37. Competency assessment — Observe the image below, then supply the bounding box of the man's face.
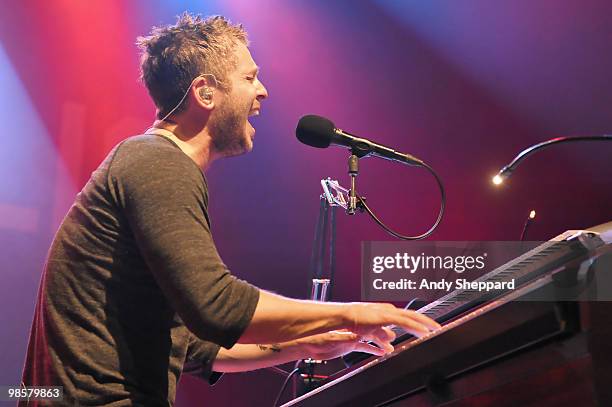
[209,43,268,158]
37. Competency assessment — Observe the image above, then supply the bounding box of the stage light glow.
[492,174,504,185]
[529,210,536,219]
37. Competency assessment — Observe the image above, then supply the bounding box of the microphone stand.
[297,182,343,398]
[289,150,445,400]
[294,153,367,398]
[308,197,338,292]
[347,154,360,215]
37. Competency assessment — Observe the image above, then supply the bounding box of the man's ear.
[193,75,217,110]
[199,87,214,103]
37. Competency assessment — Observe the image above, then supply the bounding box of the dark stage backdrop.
[1,0,611,405]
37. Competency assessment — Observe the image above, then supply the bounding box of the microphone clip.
[321,179,348,209]
[319,154,367,216]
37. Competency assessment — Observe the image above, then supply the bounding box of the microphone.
[296,115,424,166]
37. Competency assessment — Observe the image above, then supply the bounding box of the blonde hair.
[136,13,249,118]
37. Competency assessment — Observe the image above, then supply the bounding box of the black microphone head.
[296,114,335,148]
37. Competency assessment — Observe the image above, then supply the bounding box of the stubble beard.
[209,94,251,158]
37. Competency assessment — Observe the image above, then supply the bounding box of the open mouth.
[247,109,260,130]
[246,109,259,136]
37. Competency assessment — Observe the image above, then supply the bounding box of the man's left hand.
[295,329,393,360]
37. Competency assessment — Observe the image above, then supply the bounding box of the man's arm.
[212,342,299,373]
[238,290,440,346]
[213,331,386,373]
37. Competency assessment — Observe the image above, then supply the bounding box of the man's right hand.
[240,290,441,345]
[345,302,441,352]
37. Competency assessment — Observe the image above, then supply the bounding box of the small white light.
[529,210,536,219]
[492,174,504,185]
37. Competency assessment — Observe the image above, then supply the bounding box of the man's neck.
[151,119,216,171]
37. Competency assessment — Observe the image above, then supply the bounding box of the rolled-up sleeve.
[183,334,223,385]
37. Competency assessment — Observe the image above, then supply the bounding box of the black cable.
[357,161,445,240]
[266,366,291,376]
[520,218,532,242]
[273,366,301,407]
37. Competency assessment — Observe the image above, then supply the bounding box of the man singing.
[21,13,439,405]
